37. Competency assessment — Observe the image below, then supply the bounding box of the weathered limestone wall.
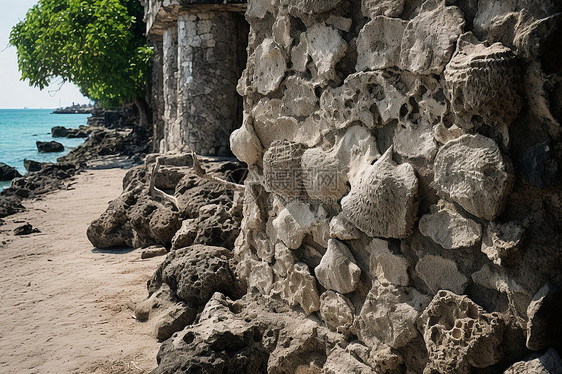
[177,12,248,155]
[143,1,248,156]
[231,0,562,372]
[161,27,179,152]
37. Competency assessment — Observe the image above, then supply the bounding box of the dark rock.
[171,204,241,250]
[151,294,270,374]
[87,189,137,248]
[150,293,334,374]
[87,105,138,129]
[58,124,151,165]
[23,159,45,172]
[87,158,244,250]
[134,283,197,341]
[51,126,69,137]
[148,245,238,306]
[5,162,79,201]
[36,141,64,153]
[0,163,21,181]
[52,126,91,138]
[14,223,40,235]
[0,195,24,218]
[66,128,90,138]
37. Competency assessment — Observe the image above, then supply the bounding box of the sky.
[0,0,90,109]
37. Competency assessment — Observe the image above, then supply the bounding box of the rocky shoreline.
[0,104,150,219]
[51,104,93,114]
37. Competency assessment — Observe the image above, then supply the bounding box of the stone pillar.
[162,26,180,152]
[177,12,247,156]
[150,40,164,152]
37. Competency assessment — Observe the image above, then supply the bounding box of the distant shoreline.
[0,107,90,110]
[52,104,93,114]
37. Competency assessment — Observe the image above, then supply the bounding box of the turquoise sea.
[0,109,90,190]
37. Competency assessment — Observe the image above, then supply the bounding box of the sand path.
[0,168,161,374]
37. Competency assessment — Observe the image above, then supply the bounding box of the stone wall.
[231,0,562,372]
[143,0,248,156]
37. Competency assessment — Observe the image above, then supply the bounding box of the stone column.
[162,26,179,152]
[150,40,164,152]
[177,12,247,156]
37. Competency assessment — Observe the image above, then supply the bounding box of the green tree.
[10,0,152,127]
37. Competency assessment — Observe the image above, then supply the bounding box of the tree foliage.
[10,0,152,107]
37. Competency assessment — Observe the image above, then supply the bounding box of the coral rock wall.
[231,0,562,372]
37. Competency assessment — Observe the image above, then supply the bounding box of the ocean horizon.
[0,109,90,190]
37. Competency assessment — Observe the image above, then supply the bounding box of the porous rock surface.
[433,134,514,220]
[419,202,482,250]
[420,290,504,373]
[142,0,562,372]
[87,154,244,249]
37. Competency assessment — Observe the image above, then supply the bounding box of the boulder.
[445,32,522,129]
[419,203,482,250]
[291,25,347,85]
[415,255,468,294]
[140,245,168,259]
[245,259,274,294]
[270,202,315,249]
[400,1,465,75]
[368,238,409,287]
[23,159,44,172]
[170,219,198,250]
[278,262,320,315]
[149,245,238,306]
[5,162,78,200]
[36,141,64,153]
[51,126,69,137]
[14,223,40,236]
[151,293,269,374]
[319,291,355,336]
[329,213,362,241]
[262,140,306,200]
[433,134,514,220]
[252,38,287,95]
[152,292,338,374]
[358,280,430,349]
[134,283,196,341]
[471,264,532,315]
[420,291,504,373]
[88,159,243,250]
[481,222,525,266]
[323,346,374,374]
[314,239,361,294]
[0,163,21,181]
[341,148,418,239]
[356,16,408,71]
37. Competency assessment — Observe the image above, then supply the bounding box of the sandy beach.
[0,167,160,373]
